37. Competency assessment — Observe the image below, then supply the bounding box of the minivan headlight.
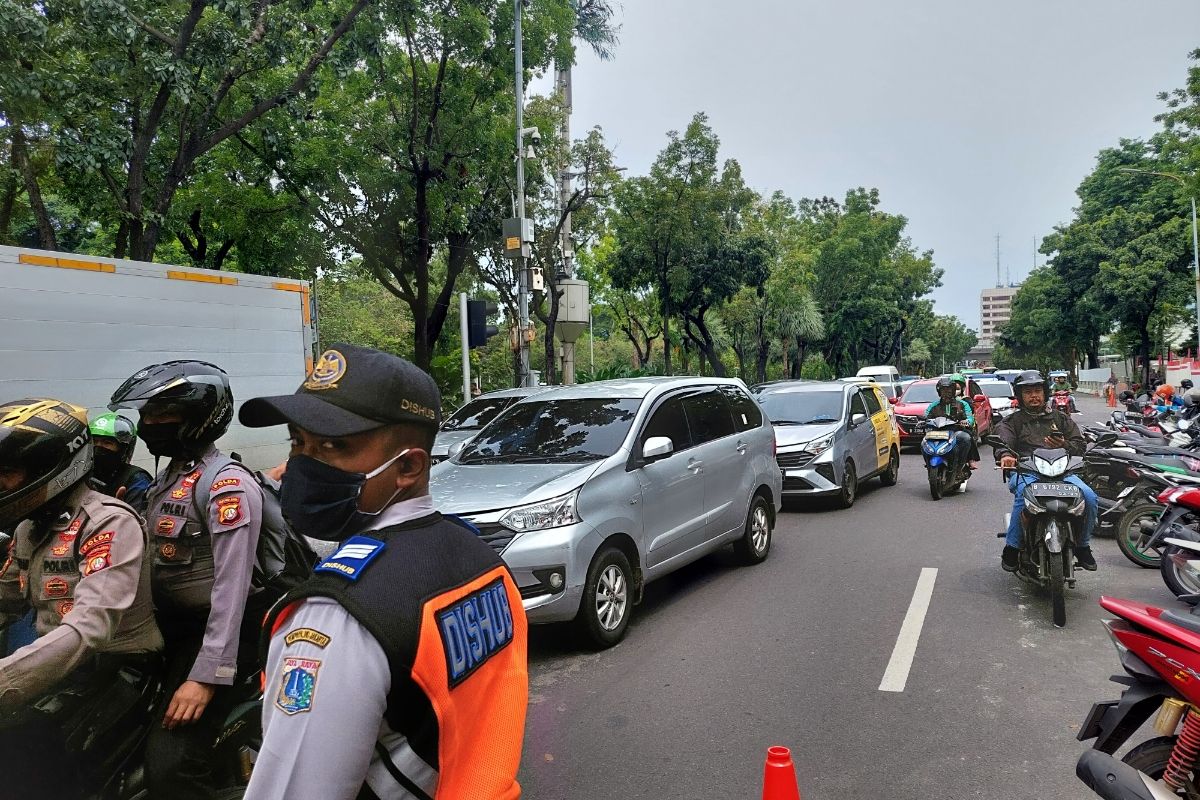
[499,490,581,532]
[806,434,835,456]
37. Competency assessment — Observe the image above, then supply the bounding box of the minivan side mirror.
[850,413,867,427]
[642,436,675,462]
[888,396,898,405]
[973,394,987,404]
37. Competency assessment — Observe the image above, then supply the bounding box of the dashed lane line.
[878,567,938,693]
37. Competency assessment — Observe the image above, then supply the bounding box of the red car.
[892,377,993,448]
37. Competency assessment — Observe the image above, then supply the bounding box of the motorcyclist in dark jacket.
[992,370,1097,572]
[924,377,975,475]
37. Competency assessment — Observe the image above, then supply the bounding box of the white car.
[976,379,1017,418]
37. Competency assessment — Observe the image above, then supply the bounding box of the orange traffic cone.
[762,745,801,800]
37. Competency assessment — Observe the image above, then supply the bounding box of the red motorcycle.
[1052,390,1078,414]
[1077,595,1200,796]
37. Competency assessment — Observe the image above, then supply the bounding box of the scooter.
[1051,389,1077,414]
[1143,483,1200,599]
[1077,595,1200,797]
[987,435,1090,628]
[920,416,971,500]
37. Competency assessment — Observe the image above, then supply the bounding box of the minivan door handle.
[736,440,748,455]
[687,459,704,474]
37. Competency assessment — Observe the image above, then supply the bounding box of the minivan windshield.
[457,398,641,464]
[755,390,845,425]
[979,382,1014,399]
[441,396,516,431]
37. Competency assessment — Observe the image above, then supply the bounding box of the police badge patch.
[216,496,243,527]
[275,657,321,715]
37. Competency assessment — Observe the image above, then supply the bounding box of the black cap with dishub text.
[239,344,441,437]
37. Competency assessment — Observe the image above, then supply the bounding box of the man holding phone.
[992,370,1097,573]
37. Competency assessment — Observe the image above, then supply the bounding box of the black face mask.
[279,450,408,541]
[137,421,188,459]
[92,449,124,484]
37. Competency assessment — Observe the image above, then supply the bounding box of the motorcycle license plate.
[926,431,950,440]
[1031,482,1077,496]
[1117,486,1134,498]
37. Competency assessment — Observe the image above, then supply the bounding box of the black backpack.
[190,455,318,595]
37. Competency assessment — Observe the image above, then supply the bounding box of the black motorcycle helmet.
[1013,370,1046,412]
[109,361,233,458]
[935,376,957,400]
[0,399,94,530]
[1183,379,1194,391]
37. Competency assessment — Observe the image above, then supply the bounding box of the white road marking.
[878,567,938,693]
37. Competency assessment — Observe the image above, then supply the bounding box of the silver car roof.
[753,380,854,395]
[509,376,748,401]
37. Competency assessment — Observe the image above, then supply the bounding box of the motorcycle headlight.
[1033,454,1070,478]
[499,490,581,533]
[806,434,835,456]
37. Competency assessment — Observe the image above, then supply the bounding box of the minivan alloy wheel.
[750,505,770,554]
[596,564,628,631]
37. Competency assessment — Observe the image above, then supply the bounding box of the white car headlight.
[499,490,581,532]
[806,434,835,456]
[1033,454,1070,478]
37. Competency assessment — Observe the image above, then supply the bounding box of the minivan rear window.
[458,398,640,464]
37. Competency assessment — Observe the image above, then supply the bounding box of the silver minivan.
[430,377,782,648]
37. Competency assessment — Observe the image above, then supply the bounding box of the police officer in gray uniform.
[110,361,265,800]
[0,398,162,798]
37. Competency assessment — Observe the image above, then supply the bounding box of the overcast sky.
[543,0,1200,331]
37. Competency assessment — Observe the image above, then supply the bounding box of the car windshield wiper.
[770,419,806,425]
[461,452,601,464]
[799,416,840,424]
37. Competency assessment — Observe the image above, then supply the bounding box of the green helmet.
[89,412,138,461]
[949,373,966,385]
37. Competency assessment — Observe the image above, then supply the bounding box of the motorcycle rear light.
[1101,618,1131,660]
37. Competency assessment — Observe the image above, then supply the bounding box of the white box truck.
[0,244,315,471]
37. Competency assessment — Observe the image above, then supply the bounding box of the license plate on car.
[926,431,950,440]
[1031,482,1077,496]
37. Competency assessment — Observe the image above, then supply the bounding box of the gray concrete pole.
[1192,196,1199,358]
[557,63,576,384]
[460,292,471,404]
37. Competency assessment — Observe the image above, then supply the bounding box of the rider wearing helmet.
[88,412,153,513]
[924,377,976,474]
[110,362,264,800]
[992,371,1097,572]
[1048,371,1076,413]
[0,399,162,796]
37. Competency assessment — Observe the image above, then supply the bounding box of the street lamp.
[1119,167,1200,360]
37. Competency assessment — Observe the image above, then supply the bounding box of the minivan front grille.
[776,450,815,469]
[473,522,517,554]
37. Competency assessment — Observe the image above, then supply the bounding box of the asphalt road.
[517,393,1183,800]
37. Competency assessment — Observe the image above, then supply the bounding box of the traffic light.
[467,299,499,349]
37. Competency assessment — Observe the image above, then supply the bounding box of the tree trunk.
[661,291,672,376]
[12,128,56,251]
[755,338,770,385]
[732,344,747,381]
[0,138,17,244]
[1139,325,1152,388]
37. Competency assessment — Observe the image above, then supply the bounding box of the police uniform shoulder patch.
[437,577,515,688]
[215,496,244,527]
[81,546,113,577]
[79,530,114,556]
[275,657,321,715]
[313,536,385,581]
[284,628,331,648]
[211,477,241,492]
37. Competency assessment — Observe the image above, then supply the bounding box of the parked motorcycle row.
[1055,395,1200,797]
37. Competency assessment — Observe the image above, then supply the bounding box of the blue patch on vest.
[444,514,481,535]
[437,578,515,687]
[313,536,385,581]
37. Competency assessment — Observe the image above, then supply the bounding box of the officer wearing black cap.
[240,344,529,800]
